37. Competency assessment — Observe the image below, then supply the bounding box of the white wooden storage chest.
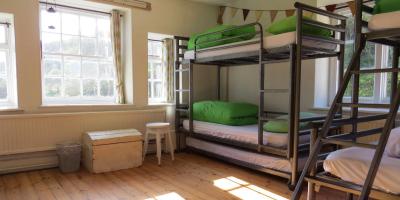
[83,129,143,173]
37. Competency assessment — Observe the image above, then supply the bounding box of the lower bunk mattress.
[183,120,309,148]
[186,137,307,173]
[324,147,400,195]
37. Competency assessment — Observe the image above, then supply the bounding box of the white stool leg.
[156,132,162,165]
[167,130,174,161]
[143,131,149,161]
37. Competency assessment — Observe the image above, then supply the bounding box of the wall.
[220,0,320,113]
[0,0,219,171]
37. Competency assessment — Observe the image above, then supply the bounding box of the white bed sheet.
[324,147,400,194]
[183,120,309,148]
[369,11,400,31]
[184,31,338,60]
[186,137,307,172]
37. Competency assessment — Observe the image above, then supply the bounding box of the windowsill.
[148,102,175,106]
[0,107,23,113]
[40,103,135,109]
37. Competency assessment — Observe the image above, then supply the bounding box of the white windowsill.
[311,106,389,115]
[0,107,23,113]
[148,102,175,106]
[40,103,135,109]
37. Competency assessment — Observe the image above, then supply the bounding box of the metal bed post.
[351,0,363,142]
[290,7,304,188]
[175,38,181,151]
[258,23,265,148]
[217,66,221,100]
[391,47,400,107]
[189,60,194,136]
[307,126,319,200]
[288,44,296,162]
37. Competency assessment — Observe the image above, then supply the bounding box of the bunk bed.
[175,2,347,188]
[291,0,400,199]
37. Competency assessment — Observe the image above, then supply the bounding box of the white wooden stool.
[143,122,174,165]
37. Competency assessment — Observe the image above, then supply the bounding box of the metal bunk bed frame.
[175,2,347,188]
[291,0,400,199]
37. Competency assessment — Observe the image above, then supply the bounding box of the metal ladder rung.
[337,103,391,109]
[178,45,188,49]
[177,54,185,58]
[352,68,400,74]
[175,89,190,92]
[175,68,190,72]
[321,138,377,149]
[260,89,289,93]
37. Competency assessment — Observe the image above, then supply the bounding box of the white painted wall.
[220,0,319,112]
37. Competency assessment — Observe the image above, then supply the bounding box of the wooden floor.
[0,153,345,200]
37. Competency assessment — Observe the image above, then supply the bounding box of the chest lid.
[85,129,142,146]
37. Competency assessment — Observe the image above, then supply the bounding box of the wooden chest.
[83,129,143,173]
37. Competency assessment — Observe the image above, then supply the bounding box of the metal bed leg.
[307,127,318,200]
[189,60,194,136]
[345,193,354,200]
[217,66,221,100]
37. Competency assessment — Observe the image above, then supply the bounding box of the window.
[0,16,18,109]
[148,39,166,104]
[40,5,116,105]
[330,8,398,105]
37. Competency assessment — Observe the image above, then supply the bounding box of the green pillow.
[230,26,257,40]
[373,0,400,14]
[263,112,318,133]
[188,25,235,50]
[266,16,332,38]
[193,101,258,126]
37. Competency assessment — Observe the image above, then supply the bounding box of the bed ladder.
[291,1,400,199]
[174,36,190,152]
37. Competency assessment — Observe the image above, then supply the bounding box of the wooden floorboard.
[0,153,346,200]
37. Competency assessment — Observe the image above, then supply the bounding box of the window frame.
[0,21,18,109]
[328,7,393,106]
[147,39,167,104]
[39,4,117,105]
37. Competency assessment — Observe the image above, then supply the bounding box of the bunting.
[285,9,295,17]
[230,7,238,18]
[348,1,356,16]
[242,9,250,21]
[270,10,278,23]
[325,4,337,12]
[217,6,226,24]
[255,10,263,22]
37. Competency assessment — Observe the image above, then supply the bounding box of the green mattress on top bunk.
[187,16,332,51]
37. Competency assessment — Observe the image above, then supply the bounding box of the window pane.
[0,25,6,44]
[100,80,114,97]
[97,18,110,39]
[61,13,79,35]
[45,78,62,97]
[41,10,60,33]
[154,82,162,98]
[97,37,112,58]
[359,74,374,97]
[360,43,375,69]
[64,79,80,97]
[82,59,98,78]
[62,35,80,55]
[153,63,162,79]
[42,32,61,53]
[148,82,152,98]
[148,63,152,79]
[81,37,97,56]
[99,62,114,78]
[0,78,7,99]
[80,16,96,37]
[83,79,98,96]
[0,51,7,75]
[43,55,62,77]
[64,56,81,78]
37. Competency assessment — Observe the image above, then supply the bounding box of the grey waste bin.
[56,142,82,173]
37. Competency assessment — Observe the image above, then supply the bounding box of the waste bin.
[56,142,82,173]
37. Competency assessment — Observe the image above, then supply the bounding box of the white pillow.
[386,127,400,158]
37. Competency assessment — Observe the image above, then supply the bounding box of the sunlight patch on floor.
[213,176,288,200]
[145,192,185,200]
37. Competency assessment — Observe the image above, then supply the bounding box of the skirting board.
[0,150,58,174]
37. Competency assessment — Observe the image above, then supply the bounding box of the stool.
[143,122,174,165]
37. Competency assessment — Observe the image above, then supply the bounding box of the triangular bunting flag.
[285,9,295,17]
[243,9,250,21]
[230,7,238,18]
[255,10,263,22]
[348,1,356,16]
[304,11,314,18]
[217,6,226,24]
[325,4,337,12]
[270,10,278,23]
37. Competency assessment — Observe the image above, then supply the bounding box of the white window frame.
[0,18,18,109]
[327,8,393,106]
[39,4,117,105]
[147,39,167,104]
